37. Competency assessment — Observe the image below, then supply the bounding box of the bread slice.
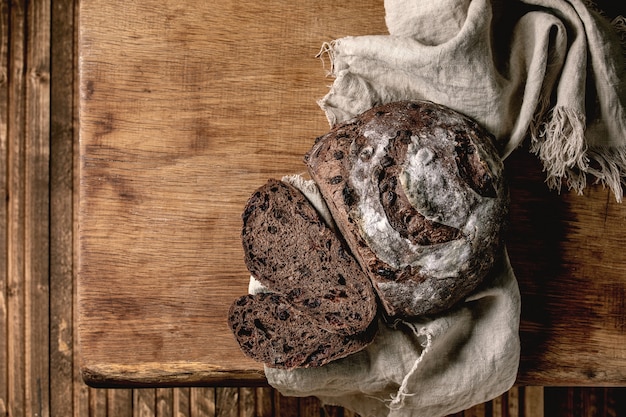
[228,293,376,369]
[305,100,509,318]
[241,179,377,335]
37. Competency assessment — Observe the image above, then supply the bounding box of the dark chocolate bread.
[228,293,376,369]
[305,100,509,318]
[241,179,377,335]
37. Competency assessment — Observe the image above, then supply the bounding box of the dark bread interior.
[229,293,376,369]
[230,179,377,368]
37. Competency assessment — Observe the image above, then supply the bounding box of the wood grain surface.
[77,0,626,387]
[2,1,625,416]
[78,0,388,387]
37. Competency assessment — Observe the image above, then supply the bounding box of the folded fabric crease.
[318,0,626,200]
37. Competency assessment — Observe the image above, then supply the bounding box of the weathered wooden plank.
[50,0,76,413]
[76,0,626,389]
[174,388,192,417]
[7,2,27,416]
[492,392,507,417]
[545,387,578,417]
[156,388,174,417]
[463,402,487,417]
[215,387,239,417]
[322,405,344,417]
[108,389,133,417]
[24,1,51,415]
[73,166,91,417]
[507,387,520,417]
[255,387,274,417]
[71,0,90,413]
[238,388,254,417]
[0,1,10,415]
[582,388,602,417]
[134,389,157,417]
[605,388,626,417]
[89,388,109,417]
[73,376,90,417]
[76,0,387,387]
[491,394,504,417]
[275,391,299,417]
[299,397,322,417]
[545,387,626,417]
[523,387,544,417]
[190,388,215,417]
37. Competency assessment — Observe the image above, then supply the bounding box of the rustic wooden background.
[1,0,626,416]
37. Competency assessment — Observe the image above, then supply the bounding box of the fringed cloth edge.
[530,13,626,203]
[531,106,626,203]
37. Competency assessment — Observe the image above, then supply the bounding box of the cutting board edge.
[80,360,268,388]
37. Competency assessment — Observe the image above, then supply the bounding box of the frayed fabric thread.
[386,331,432,411]
[586,146,626,202]
[531,106,626,202]
[583,0,626,58]
[531,106,589,193]
[316,41,337,77]
[528,7,626,202]
[612,15,626,58]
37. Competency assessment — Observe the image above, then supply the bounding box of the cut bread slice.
[228,293,376,369]
[241,179,377,335]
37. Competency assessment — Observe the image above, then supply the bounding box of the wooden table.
[77,0,626,388]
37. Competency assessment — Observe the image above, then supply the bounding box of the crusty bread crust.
[306,100,509,318]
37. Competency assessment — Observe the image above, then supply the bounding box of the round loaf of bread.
[305,100,509,317]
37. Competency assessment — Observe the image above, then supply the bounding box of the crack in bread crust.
[378,129,462,246]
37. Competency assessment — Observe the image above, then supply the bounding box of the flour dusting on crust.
[306,100,509,317]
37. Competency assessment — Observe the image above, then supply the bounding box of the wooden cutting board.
[78,0,626,387]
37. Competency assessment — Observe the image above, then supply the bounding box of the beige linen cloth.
[261,176,519,417]
[262,1,625,416]
[319,0,626,201]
